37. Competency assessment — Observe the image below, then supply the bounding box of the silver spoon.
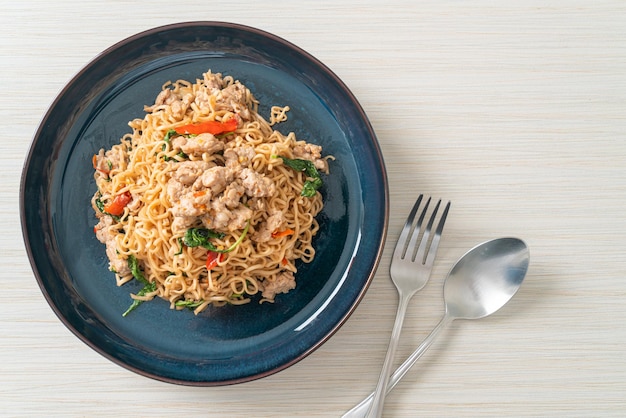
[343,237,530,418]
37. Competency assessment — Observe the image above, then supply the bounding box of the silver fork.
[363,195,451,418]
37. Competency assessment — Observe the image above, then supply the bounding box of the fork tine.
[394,194,423,259]
[413,199,441,263]
[423,200,451,266]
[406,197,431,260]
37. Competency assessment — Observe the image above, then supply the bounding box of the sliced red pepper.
[104,191,132,216]
[271,229,295,239]
[206,251,225,270]
[174,118,238,136]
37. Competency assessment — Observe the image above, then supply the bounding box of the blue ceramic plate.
[20,22,388,385]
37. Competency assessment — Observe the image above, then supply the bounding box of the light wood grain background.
[2,1,625,416]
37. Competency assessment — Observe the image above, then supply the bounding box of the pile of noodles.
[91,71,328,315]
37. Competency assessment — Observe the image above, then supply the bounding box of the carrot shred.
[271,229,295,239]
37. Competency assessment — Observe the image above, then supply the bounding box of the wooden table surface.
[2,1,625,416]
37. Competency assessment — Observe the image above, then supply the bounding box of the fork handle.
[364,293,412,418]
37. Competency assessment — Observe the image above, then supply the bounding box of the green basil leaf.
[175,300,205,309]
[276,156,323,197]
[122,255,155,316]
[95,193,106,213]
[163,129,178,144]
[174,237,184,256]
[183,221,249,253]
[183,228,225,248]
[127,254,149,285]
[122,281,157,317]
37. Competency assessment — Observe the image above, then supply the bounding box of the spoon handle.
[342,314,453,418]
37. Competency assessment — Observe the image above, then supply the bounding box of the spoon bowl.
[343,237,530,418]
[445,237,529,319]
